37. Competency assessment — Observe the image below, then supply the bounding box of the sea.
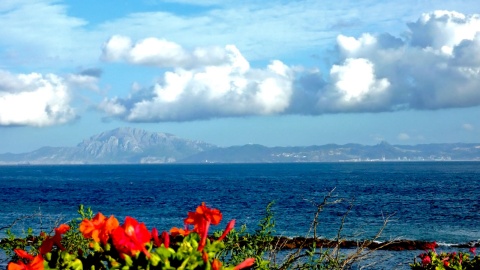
[1,162,479,269]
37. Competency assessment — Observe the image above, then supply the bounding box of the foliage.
[2,203,254,270]
[9,189,479,270]
[215,201,276,270]
[61,205,94,256]
[0,215,40,260]
[217,189,395,270]
[410,243,480,270]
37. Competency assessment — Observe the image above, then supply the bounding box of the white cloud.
[1,0,477,71]
[99,98,127,116]
[66,73,100,92]
[0,70,76,126]
[320,58,390,111]
[102,36,230,68]
[99,10,480,122]
[308,10,480,113]
[409,10,480,53]
[99,43,293,121]
[101,35,133,62]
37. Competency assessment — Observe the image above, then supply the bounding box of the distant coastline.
[1,127,480,164]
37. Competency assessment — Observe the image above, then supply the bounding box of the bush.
[410,243,480,270]
[2,203,254,270]
[1,189,401,269]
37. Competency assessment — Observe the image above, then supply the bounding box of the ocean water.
[1,162,479,269]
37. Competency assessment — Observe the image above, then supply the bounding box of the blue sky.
[1,0,480,153]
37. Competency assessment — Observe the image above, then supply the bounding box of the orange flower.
[212,259,223,270]
[80,212,119,245]
[13,249,34,261]
[8,249,43,270]
[39,224,70,255]
[202,251,209,263]
[170,227,190,237]
[112,216,152,258]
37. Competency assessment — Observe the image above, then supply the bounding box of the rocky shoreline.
[2,236,478,252]
[270,236,480,251]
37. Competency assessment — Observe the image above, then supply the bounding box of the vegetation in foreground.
[1,190,479,269]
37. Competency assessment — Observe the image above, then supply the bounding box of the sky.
[1,0,480,153]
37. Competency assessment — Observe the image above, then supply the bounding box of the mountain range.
[1,127,480,164]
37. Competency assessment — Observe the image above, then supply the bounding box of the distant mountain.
[0,127,217,164]
[1,128,480,164]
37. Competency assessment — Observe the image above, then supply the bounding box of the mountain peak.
[71,127,217,162]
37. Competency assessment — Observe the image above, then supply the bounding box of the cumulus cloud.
[100,41,293,121]
[102,35,230,68]
[309,10,480,113]
[0,70,76,126]
[317,58,391,112]
[99,10,480,122]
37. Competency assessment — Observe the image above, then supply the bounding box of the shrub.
[3,203,254,270]
[1,189,397,269]
[410,243,480,270]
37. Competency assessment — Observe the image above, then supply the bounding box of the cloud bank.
[99,10,480,122]
[100,37,293,121]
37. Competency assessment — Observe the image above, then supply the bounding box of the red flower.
[184,202,222,250]
[421,255,431,266]
[112,216,151,258]
[217,219,235,242]
[185,203,222,232]
[79,212,119,245]
[234,258,255,270]
[152,228,170,248]
[470,247,476,255]
[7,249,43,270]
[39,224,70,255]
[152,228,161,247]
[161,231,170,248]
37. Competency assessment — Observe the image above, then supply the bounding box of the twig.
[0,214,40,232]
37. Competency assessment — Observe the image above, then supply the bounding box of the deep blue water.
[1,162,479,268]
